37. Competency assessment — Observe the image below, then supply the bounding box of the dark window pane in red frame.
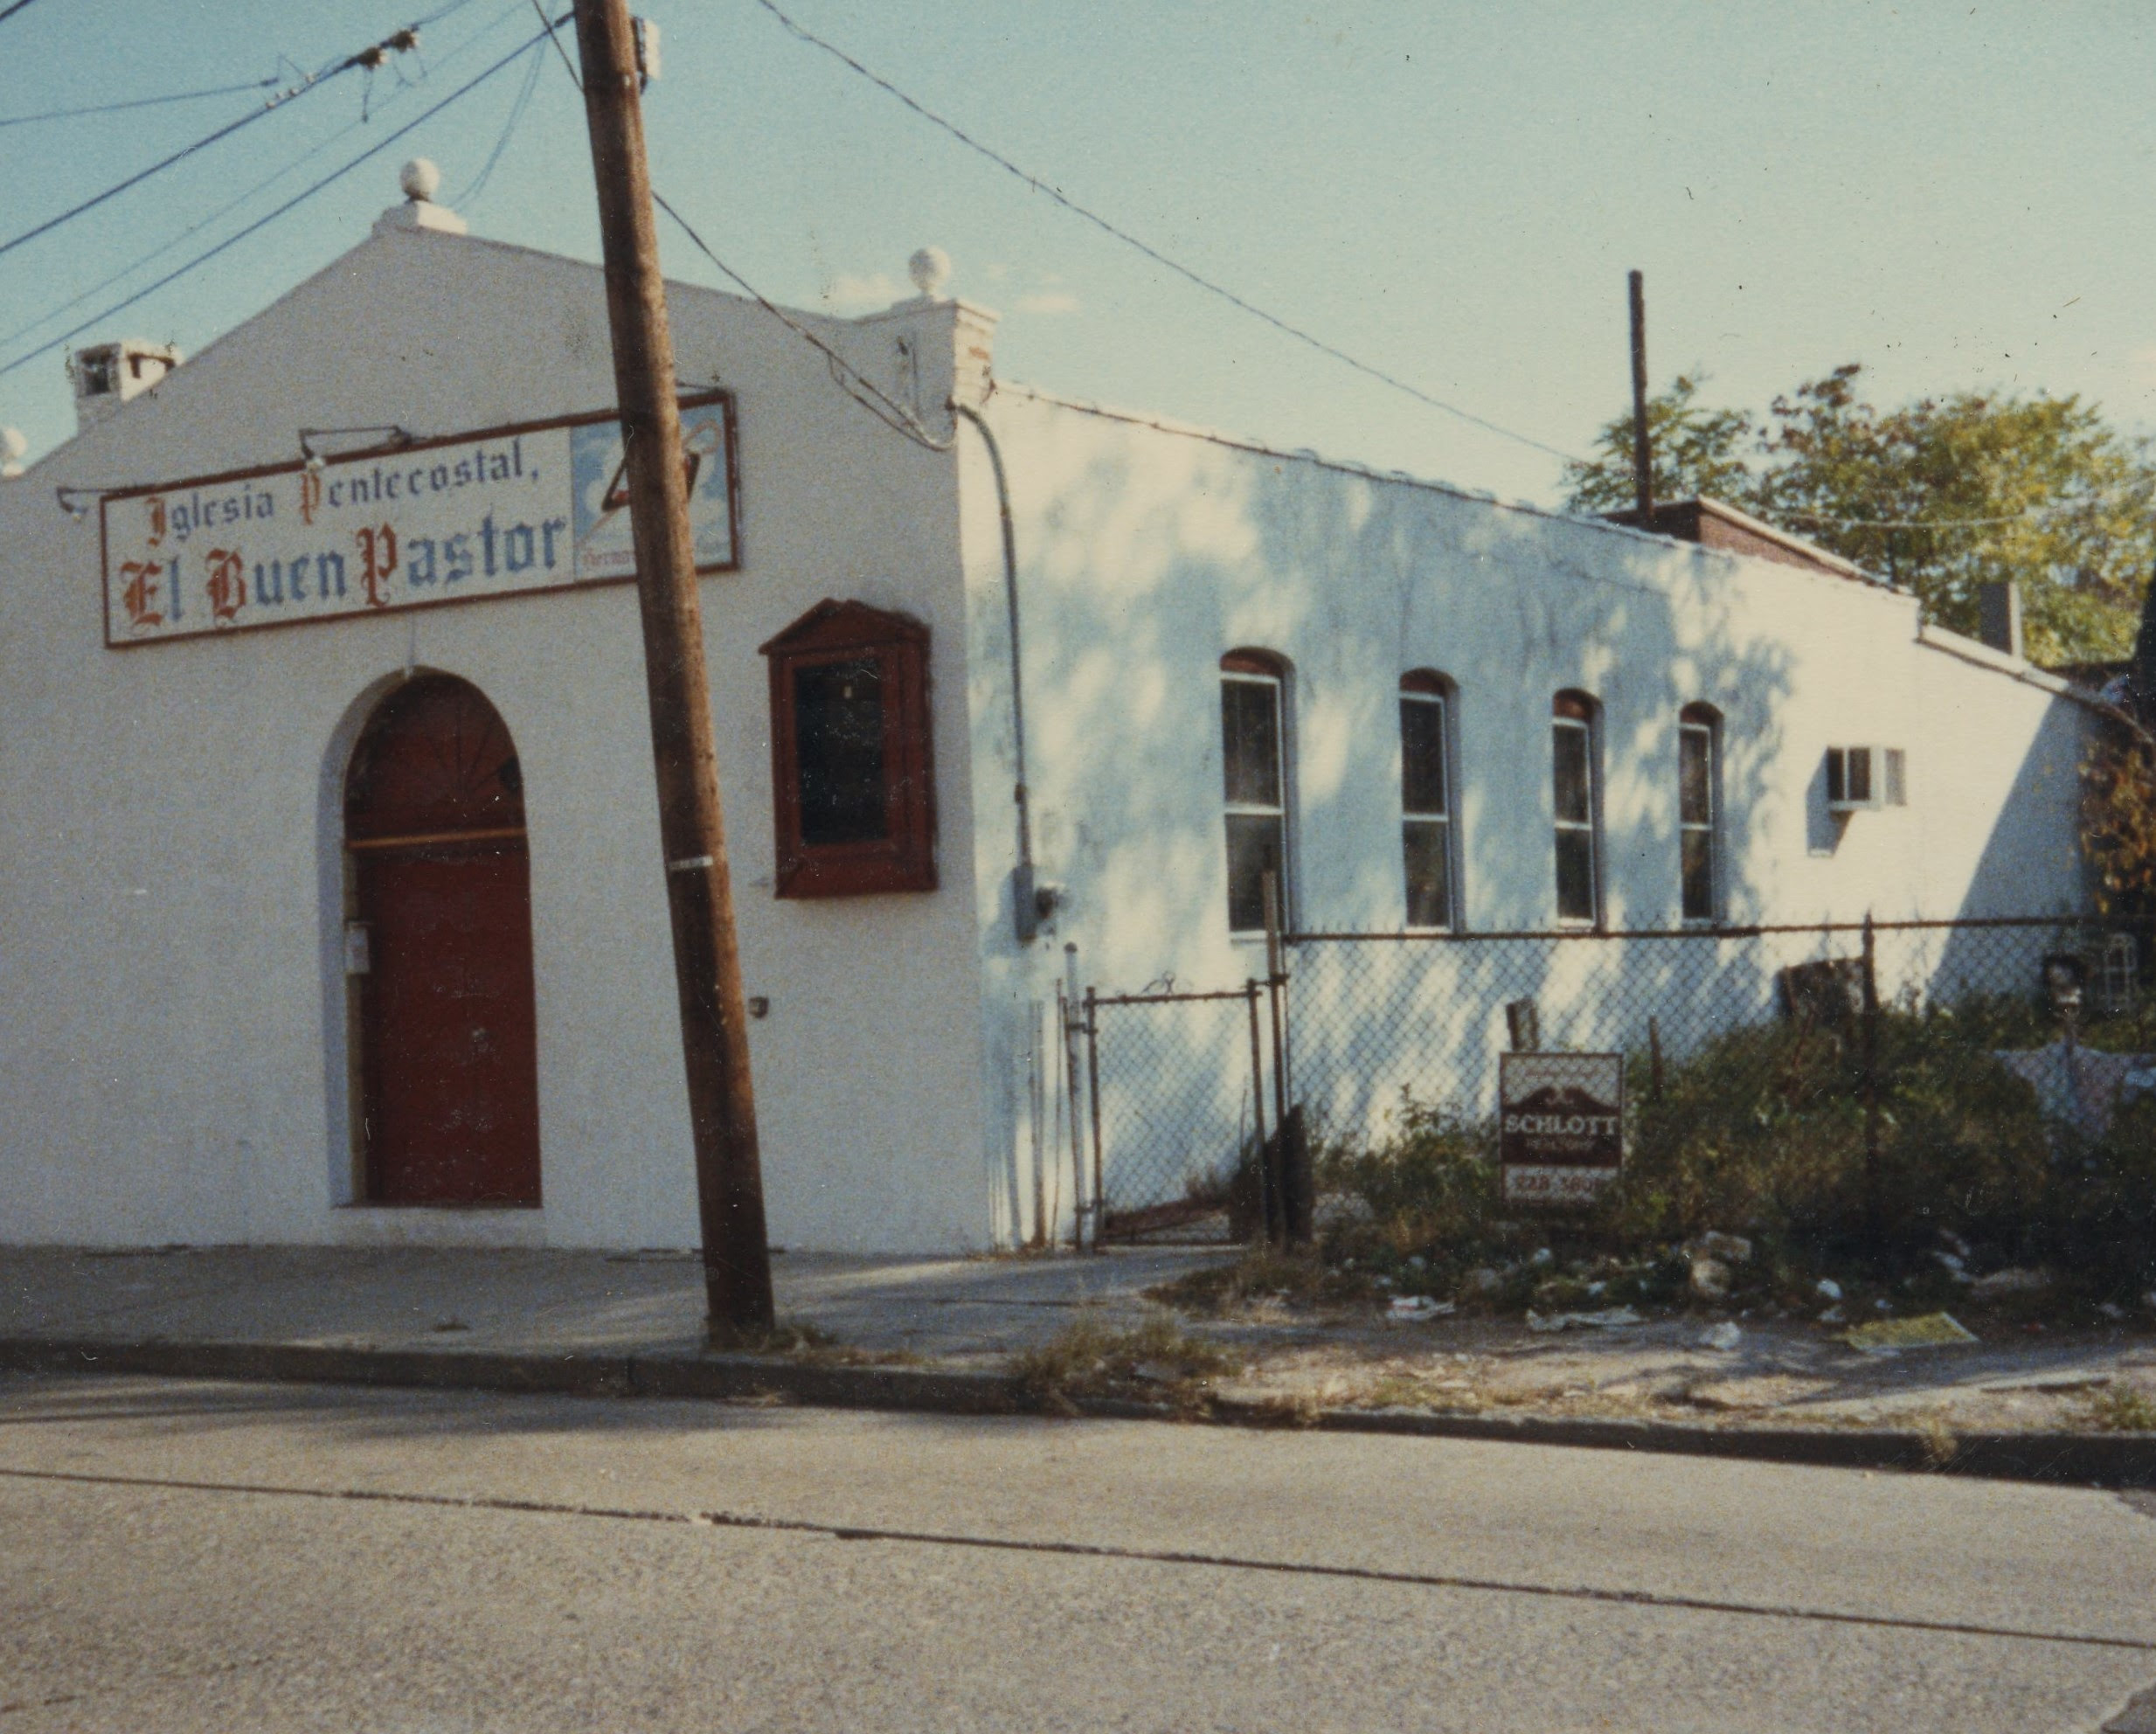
[794,656,889,846]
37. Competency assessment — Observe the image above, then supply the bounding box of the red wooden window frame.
[759,598,937,898]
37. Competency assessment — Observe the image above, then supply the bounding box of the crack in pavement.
[3,1463,2150,1655]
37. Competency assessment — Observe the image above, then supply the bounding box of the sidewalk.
[3,1244,2153,1485]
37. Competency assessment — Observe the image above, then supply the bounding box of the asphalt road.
[2,1371,2153,1732]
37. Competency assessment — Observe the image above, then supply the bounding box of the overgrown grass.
[706,1320,923,1367]
[1146,1247,1366,1315]
[1296,998,2156,1316]
[2083,1382,2156,1432]
[1612,1003,2054,1252]
[1010,1313,1243,1411]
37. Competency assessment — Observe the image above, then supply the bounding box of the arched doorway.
[346,675,541,1205]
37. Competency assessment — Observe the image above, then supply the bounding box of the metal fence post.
[1262,871,1290,1130]
[1061,946,1088,1251]
[1245,979,1275,1246]
[1084,986,1106,1253]
[1861,912,1882,1241]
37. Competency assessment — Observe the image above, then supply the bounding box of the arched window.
[1679,703,1722,924]
[1399,670,1455,929]
[1552,690,1601,926]
[1221,649,1290,935]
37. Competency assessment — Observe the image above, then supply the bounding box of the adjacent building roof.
[1598,496,1868,583]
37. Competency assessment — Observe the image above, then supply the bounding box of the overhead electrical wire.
[744,0,1587,467]
[0,78,284,129]
[0,2,484,263]
[520,3,949,452]
[0,0,537,359]
[448,35,546,209]
[1778,507,2083,531]
[652,190,953,452]
[0,24,558,385]
[0,0,44,27]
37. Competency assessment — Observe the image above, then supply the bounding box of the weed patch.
[2083,1382,2156,1432]
[1010,1313,1243,1412]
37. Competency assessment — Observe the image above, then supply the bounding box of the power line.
[519,18,947,453]
[1779,509,2035,531]
[0,10,470,262]
[0,0,535,358]
[0,25,555,385]
[530,0,581,84]
[0,78,284,129]
[651,190,952,451]
[448,36,546,207]
[745,0,1586,468]
[0,0,45,26]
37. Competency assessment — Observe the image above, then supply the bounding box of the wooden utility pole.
[572,0,774,1334]
[1628,268,1653,519]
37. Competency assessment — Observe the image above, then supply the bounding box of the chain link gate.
[1081,981,1282,1243]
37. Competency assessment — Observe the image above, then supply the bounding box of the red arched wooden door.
[346,675,541,1205]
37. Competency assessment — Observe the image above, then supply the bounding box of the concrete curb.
[3,1335,2153,1488]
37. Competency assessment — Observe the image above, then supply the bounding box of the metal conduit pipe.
[952,399,1044,944]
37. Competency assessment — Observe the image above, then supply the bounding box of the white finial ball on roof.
[908,246,952,298]
[1,427,26,462]
[399,157,442,203]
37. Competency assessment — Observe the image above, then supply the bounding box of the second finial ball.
[908,246,952,298]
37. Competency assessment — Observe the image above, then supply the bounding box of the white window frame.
[1552,697,1601,928]
[1221,662,1289,938]
[1679,708,1721,926]
[1399,679,1455,931]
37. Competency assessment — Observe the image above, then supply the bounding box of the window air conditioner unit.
[1827,746,1906,813]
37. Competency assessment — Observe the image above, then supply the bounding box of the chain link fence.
[1085,916,2154,1249]
[1084,982,1281,1243]
[1284,918,2150,1148]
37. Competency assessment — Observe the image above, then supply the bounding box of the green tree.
[1565,363,2156,667]
[1559,374,1758,515]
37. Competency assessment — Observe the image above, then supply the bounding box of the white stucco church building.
[0,169,2106,1253]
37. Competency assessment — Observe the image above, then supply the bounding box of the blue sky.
[3,1,2154,504]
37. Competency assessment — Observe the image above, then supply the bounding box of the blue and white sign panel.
[100,394,738,646]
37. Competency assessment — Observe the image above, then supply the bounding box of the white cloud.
[1016,291,1082,316]
[818,272,904,311]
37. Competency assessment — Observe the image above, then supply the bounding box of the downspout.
[953,399,1042,944]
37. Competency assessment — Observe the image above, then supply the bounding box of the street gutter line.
[4,1463,2150,1655]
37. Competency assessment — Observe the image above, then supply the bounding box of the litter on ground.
[1527,1306,1645,1334]
[1386,1295,1455,1321]
[1844,1312,1979,1354]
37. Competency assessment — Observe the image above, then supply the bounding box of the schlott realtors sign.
[1498,1051,1626,1205]
[99,394,738,647]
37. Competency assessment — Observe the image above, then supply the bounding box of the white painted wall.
[0,220,996,1252]
[0,215,2102,1254]
[954,388,2100,1203]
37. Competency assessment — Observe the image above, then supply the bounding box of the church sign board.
[1499,1051,1625,1206]
[99,393,738,647]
